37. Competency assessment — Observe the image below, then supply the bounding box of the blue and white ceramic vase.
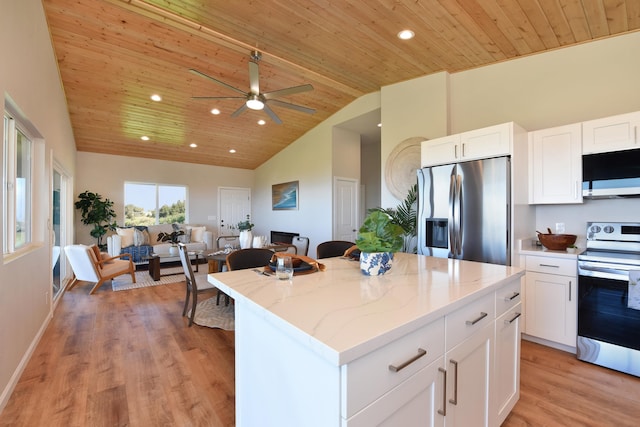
[360,251,394,276]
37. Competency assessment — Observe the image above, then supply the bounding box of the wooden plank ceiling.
[43,0,640,170]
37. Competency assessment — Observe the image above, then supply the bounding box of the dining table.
[206,243,297,273]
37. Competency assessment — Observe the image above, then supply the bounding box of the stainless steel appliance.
[577,222,640,377]
[582,148,640,199]
[416,156,511,265]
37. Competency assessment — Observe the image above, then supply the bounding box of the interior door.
[333,177,358,241]
[218,187,251,236]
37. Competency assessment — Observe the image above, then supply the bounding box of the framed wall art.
[272,181,299,210]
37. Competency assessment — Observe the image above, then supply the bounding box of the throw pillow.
[190,226,206,243]
[178,228,191,244]
[133,226,150,246]
[116,227,135,248]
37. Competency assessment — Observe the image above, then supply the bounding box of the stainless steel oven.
[577,222,640,377]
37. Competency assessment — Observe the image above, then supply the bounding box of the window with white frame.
[3,112,33,253]
[124,182,187,226]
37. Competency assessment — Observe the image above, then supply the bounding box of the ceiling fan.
[190,51,315,124]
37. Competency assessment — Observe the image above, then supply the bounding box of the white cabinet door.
[529,123,582,204]
[494,303,522,426]
[346,358,445,427]
[444,324,493,427]
[582,111,640,154]
[525,270,577,347]
[421,123,513,167]
[421,135,461,167]
[460,122,511,162]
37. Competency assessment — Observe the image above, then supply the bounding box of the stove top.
[579,249,640,266]
[580,222,640,267]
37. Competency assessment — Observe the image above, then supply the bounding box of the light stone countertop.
[517,237,583,258]
[208,252,524,365]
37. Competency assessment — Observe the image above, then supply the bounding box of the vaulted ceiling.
[43,0,640,169]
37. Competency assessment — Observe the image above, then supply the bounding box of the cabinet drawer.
[526,255,576,276]
[496,278,522,317]
[446,292,495,351]
[341,317,445,419]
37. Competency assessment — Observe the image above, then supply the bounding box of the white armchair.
[65,244,136,294]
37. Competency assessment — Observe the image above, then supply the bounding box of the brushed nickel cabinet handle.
[449,359,459,405]
[505,312,522,324]
[388,348,427,372]
[569,280,572,302]
[466,311,488,326]
[539,263,559,268]
[437,367,447,416]
[504,291,520,301]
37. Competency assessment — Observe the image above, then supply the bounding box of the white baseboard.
[522,333,577,354]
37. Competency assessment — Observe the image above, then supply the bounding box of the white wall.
[0,0,77,411]
[74,152,255,245]
[254,93,380,258]
[379,72,450,207]
[448,32,640,243]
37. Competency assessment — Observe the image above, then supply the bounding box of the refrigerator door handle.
[454,174,462,257]
[448,173,456,257]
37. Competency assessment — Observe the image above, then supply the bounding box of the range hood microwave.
[582,148,640,199]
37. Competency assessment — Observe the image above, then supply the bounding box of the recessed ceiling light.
[150,94,162,102]
[189,143,197,148]
[397,30,415,40]
[229,149,236,154]
[377,123,382,127]
[140,136,150,141]
[258,119,266,125]
[211,108,220,115]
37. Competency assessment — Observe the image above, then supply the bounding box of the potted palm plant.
[356,211,404,275]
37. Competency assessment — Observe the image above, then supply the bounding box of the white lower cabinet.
[345,280,521,426]
[444,324,493,427]
[347,358,445,427]
[494,303,522,425]
[524,255,577,347]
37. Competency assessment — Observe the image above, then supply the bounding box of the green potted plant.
[74,191,118,250]
[369,183,417,253]
[237,215,255,248]
[356,211,404,275]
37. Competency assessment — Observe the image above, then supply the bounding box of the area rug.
[190,298,235,330]
[111,267,185,291]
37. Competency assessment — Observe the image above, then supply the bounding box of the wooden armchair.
[64,244,136,294]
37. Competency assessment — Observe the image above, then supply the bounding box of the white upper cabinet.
[529,123,583,204]
[582,111,640,154]
[421,122,514,167]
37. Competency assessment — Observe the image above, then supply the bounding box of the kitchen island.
[208,253,525,426]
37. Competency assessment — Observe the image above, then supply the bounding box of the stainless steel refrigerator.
[417,156,511,266]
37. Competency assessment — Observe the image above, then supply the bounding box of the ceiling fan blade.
[189,68,247,96]
[267,99,316,115]
[231,104,248,118]
[249,61,260,94]
[263,84,313,100]
[191,96,246,100]
[263,104,283,125]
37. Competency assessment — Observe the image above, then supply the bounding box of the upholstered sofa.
[106,223,214,264]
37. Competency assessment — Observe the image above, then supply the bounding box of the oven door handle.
[579,263,633,276]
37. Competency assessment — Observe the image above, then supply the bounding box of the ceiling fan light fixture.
[246,94,264,110]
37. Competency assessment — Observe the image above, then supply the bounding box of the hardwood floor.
[504,340,640,427]
[0,279,235,427]
[2,279,640,426]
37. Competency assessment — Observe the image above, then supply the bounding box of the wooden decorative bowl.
[537,232,577,251]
